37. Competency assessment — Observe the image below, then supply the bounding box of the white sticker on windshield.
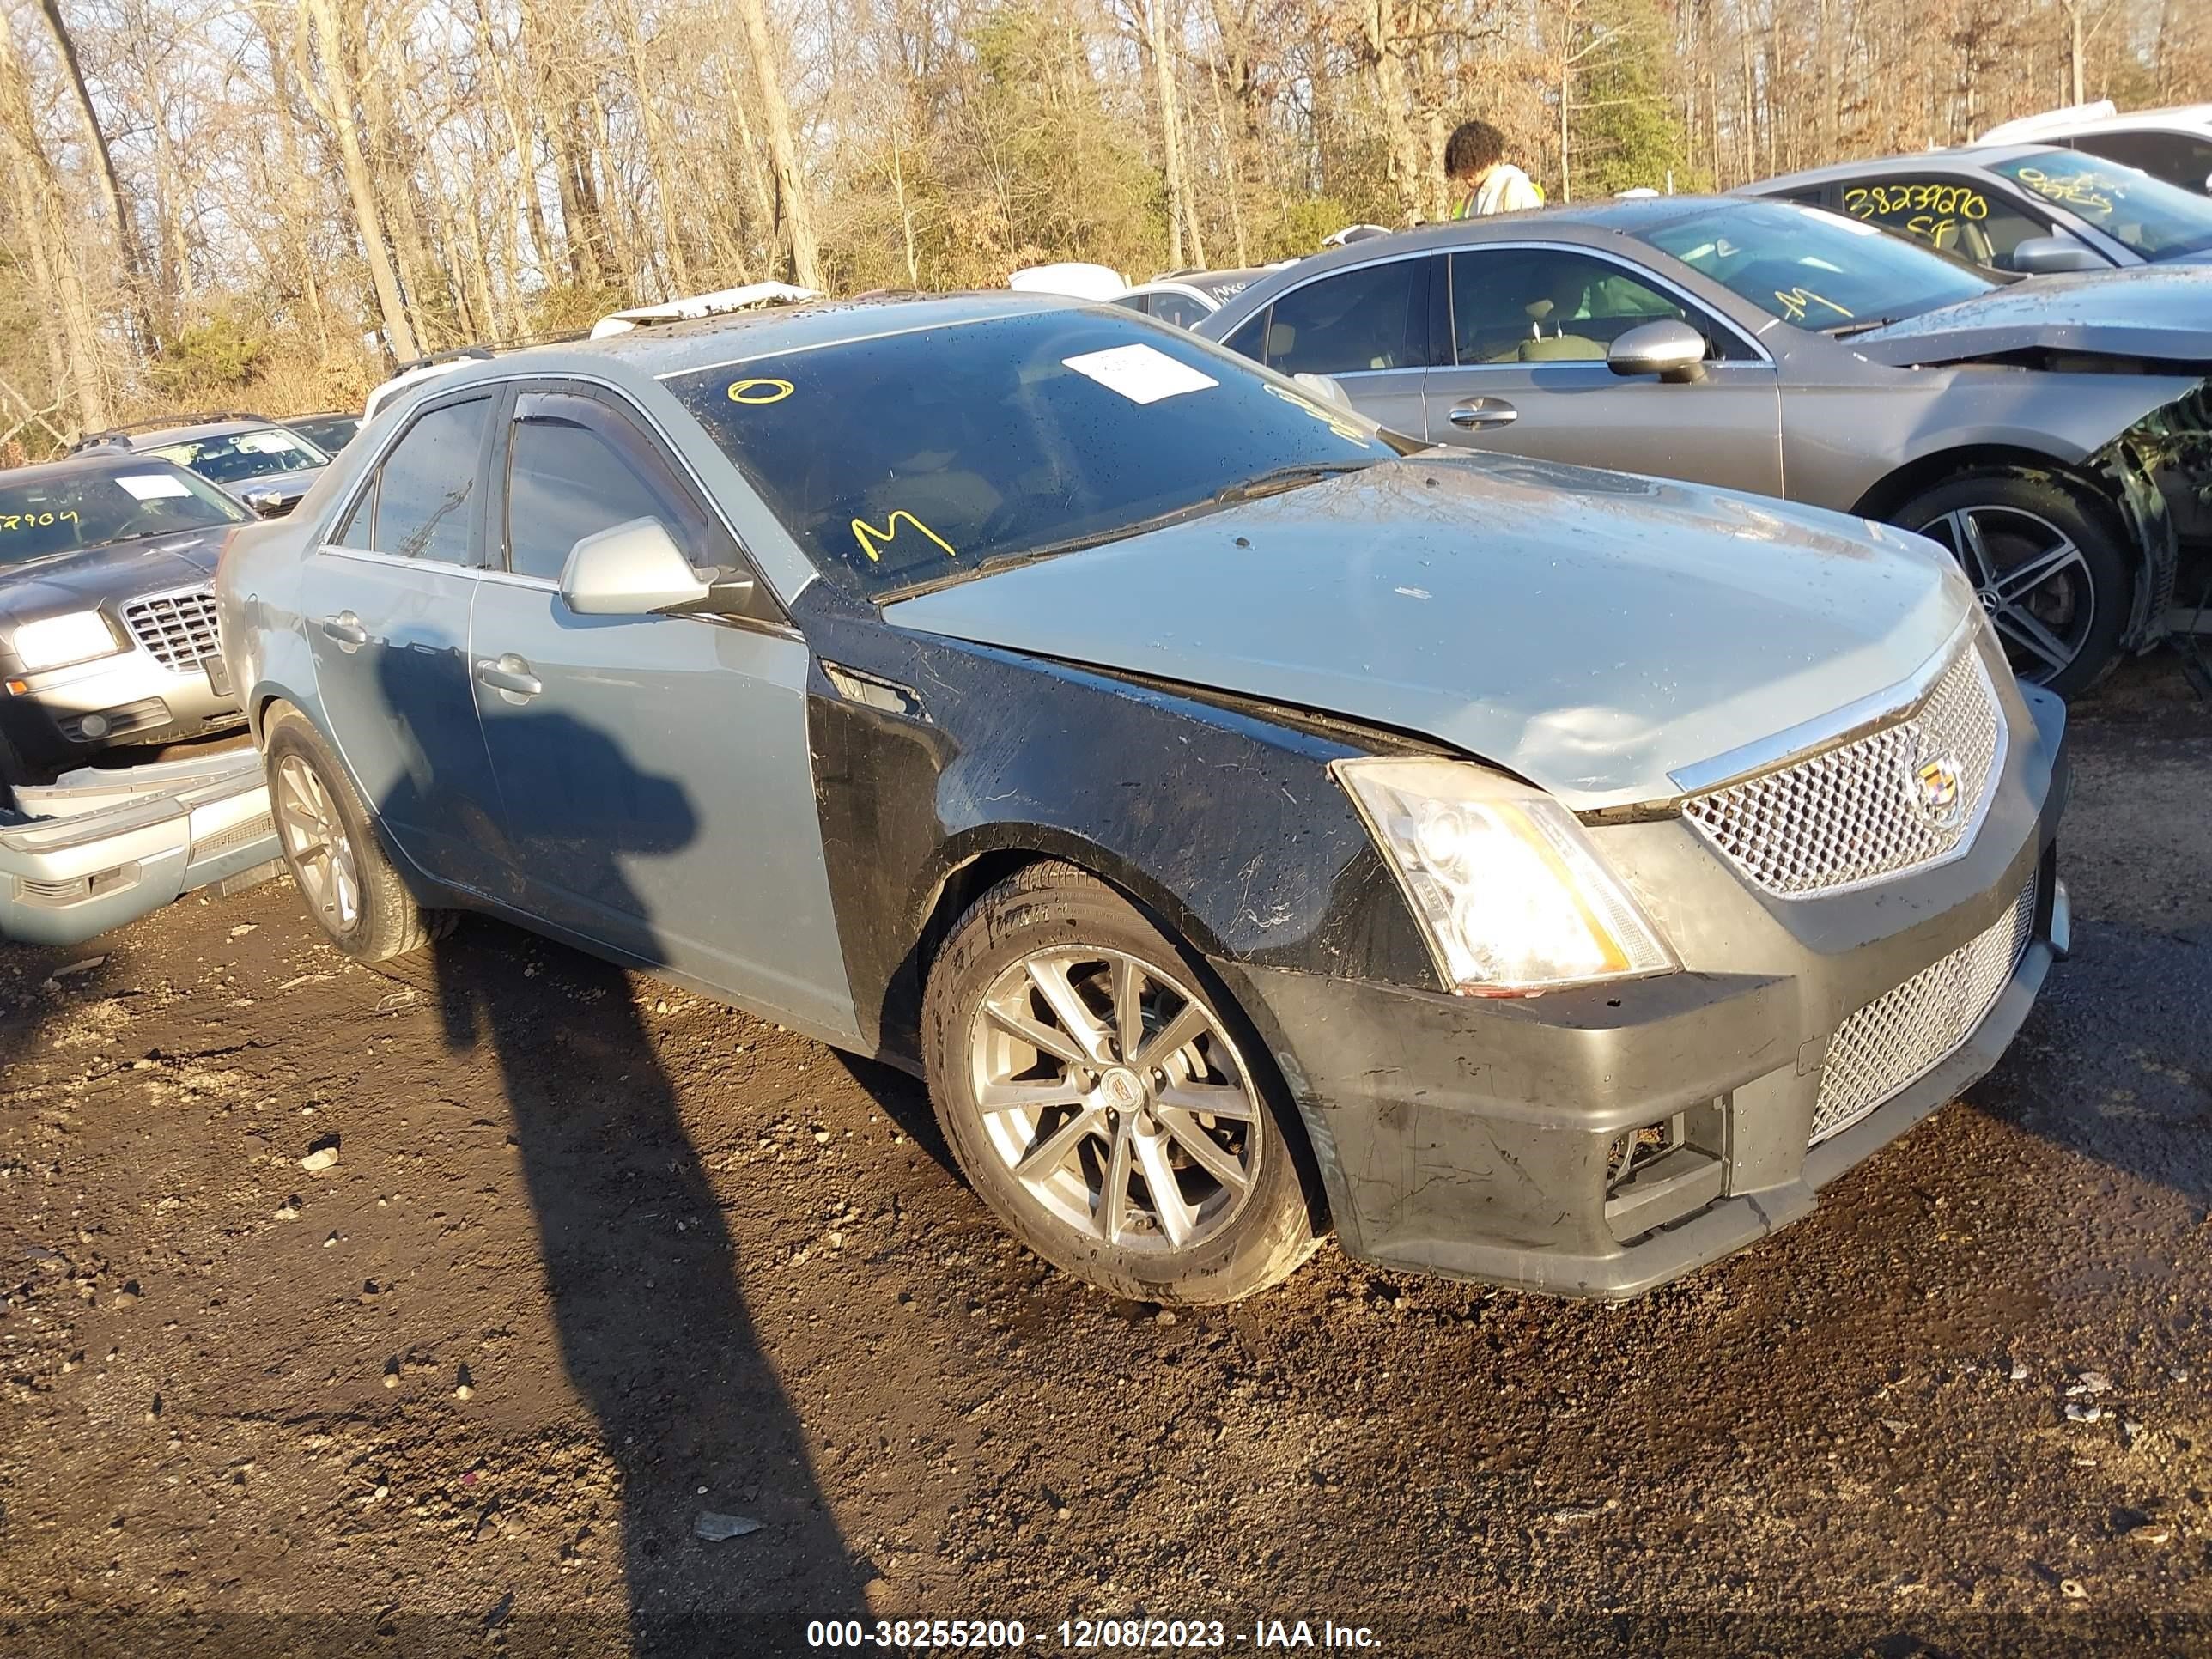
[114,473,192,501]
[1062,343,1218,405]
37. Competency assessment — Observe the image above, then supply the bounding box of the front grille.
[1810,874,2039,1145]
[121,587,221,670]
[1683,645,2005,896]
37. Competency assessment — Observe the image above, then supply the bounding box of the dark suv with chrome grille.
[0,453,250,790]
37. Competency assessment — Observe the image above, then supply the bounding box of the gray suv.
[0,453,249,788]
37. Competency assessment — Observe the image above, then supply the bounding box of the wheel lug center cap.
[1099,1066,1145,1112]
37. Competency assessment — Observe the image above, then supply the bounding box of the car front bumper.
[0,742,279,945]
[1212,678,2069,1299]
[1,642,244,771]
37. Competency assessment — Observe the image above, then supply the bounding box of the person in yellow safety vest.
[1446,119,1545,218]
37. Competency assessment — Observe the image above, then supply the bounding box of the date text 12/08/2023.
[804,1618,1385,1650]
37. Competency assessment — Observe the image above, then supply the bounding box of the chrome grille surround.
[121,586,221,671]
[1809,873,2039,1146]
[1681,644,2007,898]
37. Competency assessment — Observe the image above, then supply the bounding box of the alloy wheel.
[274,753,362,933]
[967,946,1262,1252]
[1917,504,2096,686]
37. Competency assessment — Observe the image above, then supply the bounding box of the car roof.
[118,416,291,447]
[406,291,1105,390]
[1748,143,2077,192]
[1992,102,2212,138]
[0,452,195,486]
[1196,196,1796,310]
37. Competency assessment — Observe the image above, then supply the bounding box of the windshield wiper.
[1826,317,1904,338]
[1212,460,1374,504]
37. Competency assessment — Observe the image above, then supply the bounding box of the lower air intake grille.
[1810,874,2039,1146]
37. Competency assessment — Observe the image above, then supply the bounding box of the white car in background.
[1979,100,2212,195]
[1112,268,1278,329]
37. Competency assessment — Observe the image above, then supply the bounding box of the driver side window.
[500,390,729,582]
[1449,248,1737,365]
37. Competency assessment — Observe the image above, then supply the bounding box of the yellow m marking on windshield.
[851,509,957,564]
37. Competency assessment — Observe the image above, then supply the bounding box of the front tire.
[922,862,1321,1304]
[1898,471,2132,697]
[262,705,446,962]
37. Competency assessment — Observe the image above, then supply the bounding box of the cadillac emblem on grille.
[1680,642,2006,897]
[1911,752,1965,830]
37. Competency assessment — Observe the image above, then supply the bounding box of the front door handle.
[317,611,368,649]
[1448,398,1519,430]
[475,653,543,701]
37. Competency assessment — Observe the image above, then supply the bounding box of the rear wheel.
[922,862,1321,1304]
[262,705,447,962]
[1899,471,2131,697]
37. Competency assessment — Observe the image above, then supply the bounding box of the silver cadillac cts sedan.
[214,295,2068,1303]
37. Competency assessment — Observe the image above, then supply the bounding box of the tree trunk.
[298,0,416,363]
[1146,0,1202,266]
[0,6,106,431]
[1361,0,1425,224]
[33,0,155,348]
[728,0,821,288]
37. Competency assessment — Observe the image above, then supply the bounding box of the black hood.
[0,527,226,628]
[1852,265,2212,368]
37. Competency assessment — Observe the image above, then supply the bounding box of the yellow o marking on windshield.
[727,378,795,405]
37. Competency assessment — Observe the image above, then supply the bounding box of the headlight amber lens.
[1334,757,1675,995]
[12,611,123,672]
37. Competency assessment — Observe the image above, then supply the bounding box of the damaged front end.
[2089,374,2212,642]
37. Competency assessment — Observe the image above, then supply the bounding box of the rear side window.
[1258,259,1434,376]
[1150,294,1209,329]
[371,398,490,564]
[2069,130,2212,194]
[1222,308,1268,361]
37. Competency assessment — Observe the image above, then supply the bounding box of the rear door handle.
[1448,398,1519,430]
[317,611,368,648]
[475,653,543,701]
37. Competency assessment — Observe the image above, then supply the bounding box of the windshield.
[289,415,360,453]
[665,309,1388,601]
[1637,200,1995,328]
[1990,150,2212,261]
[148,425,328,484]
[0,459,248,567]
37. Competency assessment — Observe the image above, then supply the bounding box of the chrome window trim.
[308,543,802,642]
[1665,612,1982,799]
[1443,240,1774,368]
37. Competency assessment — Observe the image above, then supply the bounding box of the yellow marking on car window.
[1261,382,1372,446]
[1844,182,1989,224]
[851,509,956,564]
[2013,166,2119,215]
[1772,286,1854,324]
[727,377,795,405]
[0,509,78,531]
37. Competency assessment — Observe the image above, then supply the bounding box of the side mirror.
[1607,319,1709,383]
[241,487,295,518]
[2008,235,2107,276]
[1292,371,1354,410]
[559,517,714,616]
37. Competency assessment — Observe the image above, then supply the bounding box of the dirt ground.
[3,658,2211,1658]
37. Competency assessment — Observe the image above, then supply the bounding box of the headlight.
[12,611,124,672]
[1334,757,1675,996]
